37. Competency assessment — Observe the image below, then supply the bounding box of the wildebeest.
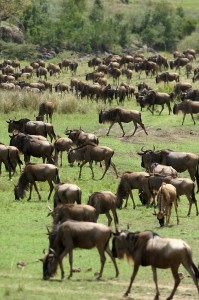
[0,143,16,179]
[53,183,82,208]
[154,182,179,226]
[36,66,48,80]
[14,163,60,201]
[41,220,119,280]
[99,107,148,136]
[141,90,173,115]
[155,72,179,85]
[7,118,56,142]
[148,162,178,178]
[163,176,198,216]
[48,204,96,225]
[87,191,119,229]
[54,82,69,94]
[173,99,199,125]
[36,101,54,123]
[54,136,73,167]
[173,82,192,97]
[65,128,99,146]
[112,230,199,298]
[68,143,118,180]
[10,133,54,164]
[138,148,199,193]
[116,171,153,209]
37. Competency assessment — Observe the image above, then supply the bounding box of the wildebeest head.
[42,249,58,280]
[173,103,178,115]
[14,185,25,200]
[154,211,165,227]
[68,149,76,165]
[112,230,129,259]
[137,147,161,169]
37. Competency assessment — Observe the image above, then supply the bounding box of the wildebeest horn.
[47,205,53,212]
[46,226,50,234]
[49,248,56,255]
[141,146,145,152]
[153,145,155,151]
[43,248,46,254]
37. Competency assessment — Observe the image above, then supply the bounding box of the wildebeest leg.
[118,121,125,136]
[79,161,88,179]
[68,250,73,279]
[110,161,118,178]
[105,211,112,226]
[32,182,41,201]
[174,201,179,224]
[124,263,140,296]
[111,208,119,229]
[105,245,119,277]
[96,247,106,279]
[159,104,164,115]
[100,159,111,180]
[182,113,186,125]
[47,180,54,200]
[190,113,196,125]
[151,266,160,299]
[129,190,136,209]
[131,121,138,136]
[167,266,181,300]
[60,151,63,167]
[28,183,33,201]
[106,122,114,136]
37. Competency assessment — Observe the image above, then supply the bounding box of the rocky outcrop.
[0,24,24,44]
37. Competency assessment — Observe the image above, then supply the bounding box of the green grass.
[0,54,199,299]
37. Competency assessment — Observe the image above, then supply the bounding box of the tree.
[0,0,31,23]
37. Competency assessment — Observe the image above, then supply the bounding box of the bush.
[0,41,39,60]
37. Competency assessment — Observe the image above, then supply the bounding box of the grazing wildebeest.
[10,133,54,164]
[48,204,97,225]
[7,118,56,142]
[54,82,69,94]
[53,183,82,208]
[138,148,199,193]
[88,57,102,69]
[116,171,153,209]
[36,101,54,123]
[173,99,199,125]
[65,128,99,146]
[54,136,73,167]
[14,163,60,201]
[99,107,148,136]
[154,182,179,226]
[6,145,23,174]
[41,220,119,280]
[155,72,179,85]
[68,143,118,180]
[87,191,119,229]
[112,230,199,298]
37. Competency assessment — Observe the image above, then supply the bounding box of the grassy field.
[0,52,199,300]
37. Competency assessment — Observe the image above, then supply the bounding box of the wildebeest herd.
[1,49,199,299]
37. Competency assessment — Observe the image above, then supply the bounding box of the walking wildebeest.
[10,133,54,164]
[116,171,153,209]
[141,90,173,115]
[14,163,60,201]
[41,220,119,280]
[68,143,118,180]
[87,191,119,229]
[173,99,199,125]
[7,118,56,142]
[36,101,54,123]
[48,204,97,225]
[154,182,179,226]
[99,107,148,137]
[112,230,199,298]
[54,136,73,167]
[53,183,82,208]
[138,148,199,193]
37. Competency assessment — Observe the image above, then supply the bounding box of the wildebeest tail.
[191,262,199,279]
[192,185,197,203]
[195,161,199,192]
[43,123,48,138]
[8,149,15,171]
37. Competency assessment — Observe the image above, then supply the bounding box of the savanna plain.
[0,53,199,300]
